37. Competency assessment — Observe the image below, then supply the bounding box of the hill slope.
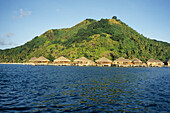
[0,17,169,63]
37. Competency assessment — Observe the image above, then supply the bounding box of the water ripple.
[0,65,170,112]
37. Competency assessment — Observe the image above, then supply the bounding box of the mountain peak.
[73,18,96,28]
[108,19,122,25]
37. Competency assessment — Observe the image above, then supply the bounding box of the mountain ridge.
[0,17,169,63]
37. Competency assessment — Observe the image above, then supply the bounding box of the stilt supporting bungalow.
[96,57,112,66]
[54,56,71,66]
[73,57,95,66]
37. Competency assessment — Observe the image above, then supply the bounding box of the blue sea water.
[0,64,170,112]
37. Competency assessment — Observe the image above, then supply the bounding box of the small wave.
[0,107,31,111]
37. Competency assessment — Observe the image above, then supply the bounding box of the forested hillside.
[0,17,169,63]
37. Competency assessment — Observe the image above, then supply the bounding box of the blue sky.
[0,0,170,49]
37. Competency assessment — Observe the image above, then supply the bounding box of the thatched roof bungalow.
[113,57,131,64]
[147,58,164,67]
[147,58,155,63]
[131,58,146,67]
[147,58,156,67]
[131,58,144,67]
[95,57,112,66]
[35,56,50,64]
[74,57,95,66]
[29,57,37,63]
[54,56,71,66]
[155,60,164,66]
[113,57,132,67]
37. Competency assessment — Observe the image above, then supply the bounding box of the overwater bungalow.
[155,60,164,67]
[73,57,95,66]
[29,57,37,63]
[168,59,170,66]
[147,58,164,67]
[35,56,50,64]
[147,58,155,67]
[54,56,71,66]
[113,57,132,67]
[95,57,112,66]
[131,58,143,67]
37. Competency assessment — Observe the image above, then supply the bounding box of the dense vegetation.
[0,17,169,63]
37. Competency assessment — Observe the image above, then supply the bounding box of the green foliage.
[112,16,117,20]
[0,18,169,63]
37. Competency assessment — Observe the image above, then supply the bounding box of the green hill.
[0,17,170,63]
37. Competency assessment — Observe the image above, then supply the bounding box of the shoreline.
[0,63,169,67]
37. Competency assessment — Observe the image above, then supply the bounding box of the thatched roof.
[96,57,112,62]
[36,56,49,61]
[124,59,131,62]
[147,58,156,62]
[74,57,89,61]
[74,57,94,63]
[147,58,163,63]
[155,60,163,63]
[29,57,37,62]
[131,58,142,63]
[54,56,71,62]
[114,57,131,62]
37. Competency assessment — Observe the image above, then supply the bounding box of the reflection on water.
[0,65,170,112]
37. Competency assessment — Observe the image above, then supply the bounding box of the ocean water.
[0,64,170,113]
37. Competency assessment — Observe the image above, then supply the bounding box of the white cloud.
[12,8,32,19]
[0,33,16,46]
[6,33,15,38]
[0,39,6,45]
[0,39,17,46]
[20,8,32,18]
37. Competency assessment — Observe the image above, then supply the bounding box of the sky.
[0,0,170,50]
